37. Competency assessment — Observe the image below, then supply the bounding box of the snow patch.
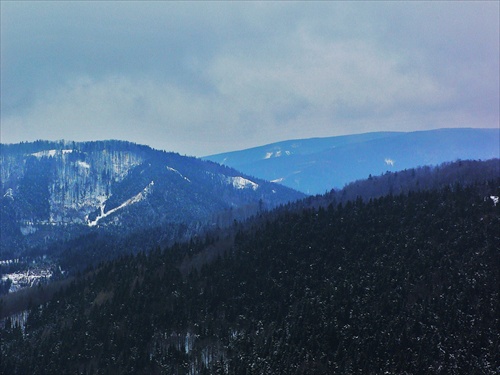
[385,158,395,166]
[3,188,14,200]
[271,178,284,183]
[2,268,53,293]
[31,149,73,158]
[0,259,19,265]
[20,223,37,236]
[87,181,154,227]
[32,149,57,158]
[77,161,91,169]
[490,196,499,206]
[228,176,259,190]
[264,150,291,159]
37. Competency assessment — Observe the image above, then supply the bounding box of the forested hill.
[1,176,498,374]
[1,139,304,259]
[307,158,500,208]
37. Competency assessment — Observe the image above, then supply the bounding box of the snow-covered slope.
[1,141,149,227]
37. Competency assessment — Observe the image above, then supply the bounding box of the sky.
[1,1,499,157]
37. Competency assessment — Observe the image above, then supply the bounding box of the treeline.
[0,139,154,156]
[306,158,499,208]
[1,176,498,374]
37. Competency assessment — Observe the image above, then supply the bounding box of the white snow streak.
[87,181,154,227]
[167,166,191,182]
[3,188,14,200]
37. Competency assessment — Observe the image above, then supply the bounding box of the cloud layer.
[1,2,498,156]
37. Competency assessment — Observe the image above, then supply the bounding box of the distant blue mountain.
[204,128,500,194]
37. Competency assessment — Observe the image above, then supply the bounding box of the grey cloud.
[1,1,498,155]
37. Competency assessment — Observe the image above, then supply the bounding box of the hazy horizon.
[1,1,499,156]
[2,127,498,158]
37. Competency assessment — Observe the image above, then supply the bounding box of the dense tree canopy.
[1,176,498,374]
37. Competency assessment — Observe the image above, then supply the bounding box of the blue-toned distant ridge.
[204,128,500,195]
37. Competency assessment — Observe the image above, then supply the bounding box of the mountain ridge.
[0,140,304,259]
[204,128,500,194]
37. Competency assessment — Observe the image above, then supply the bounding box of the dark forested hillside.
[316,158,500,207]
[1,176,498,374]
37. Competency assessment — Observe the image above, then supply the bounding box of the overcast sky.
[1,1,499,156]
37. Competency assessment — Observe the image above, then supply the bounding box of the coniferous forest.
[1,167,499,374]
[3,1,500,373]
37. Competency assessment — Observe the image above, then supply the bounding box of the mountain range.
[1,159,498,374]
[204,128,500,194]
[0,140,304,260]
[0,132,498,374]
